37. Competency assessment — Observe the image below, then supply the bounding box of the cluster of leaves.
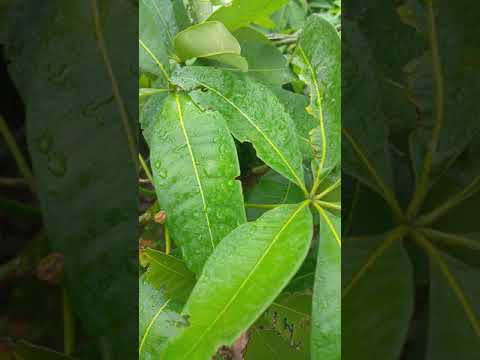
[343,0,480,358]
[138,0,340,359]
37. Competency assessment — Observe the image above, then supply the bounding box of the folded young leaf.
[312,207,340,360]
[172,67,306,193]
[294,15,341,182]
[174,22,248,72]
[150,94,246,274]
[207,0,289,31]
[161,203,313,360]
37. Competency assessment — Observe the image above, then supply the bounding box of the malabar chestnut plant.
[138,0,341,359]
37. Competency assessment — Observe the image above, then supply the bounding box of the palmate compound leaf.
[312,206,340,360]
[171,67,307,194]
[342,228,414,360]
[294,15,341,183]
[139,249,196,359]
[174,21,248,72]
[161,203,313,360]
[207,0,289,31]
[140,0,188,85]
[149,94,246,274]
[342,21,403,221]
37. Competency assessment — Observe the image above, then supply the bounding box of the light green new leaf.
[294,15,340,182]
[149,94,246,274]
[312,206,340,360]
[233,27,294,85]
[161,203,313,360]
[139,250,196,359]
[172,67,306,193]
[140,0,182,83]
[174,22,248,71]
[207,0,289,31]
[342,229,414,360]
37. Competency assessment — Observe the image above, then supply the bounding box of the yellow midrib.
[139,299,171,354]
[175,95,216,250]
[195,80,307,194]
[139,39,171,83]
[315,204,341,247]
[179,202,309,359]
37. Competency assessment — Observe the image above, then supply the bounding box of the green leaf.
[271,88,317,160]
[245,327,309,360]
[207,0,289,31]
[172,67,307,193]
[312,206,340,360]
[140,0,181,84]
[139,249,196,359]
[233,27,293,85]
[245,170,304,221]
[422,241,480,360]
[342,228,414,360]
[342,21,402,219]
[5,1,138,356]
[272,0,309,31]
[294,15,340,182]
[12,340,72,359]
[149,94,246,274]
[161,203,313,360]
[174,21,248,72]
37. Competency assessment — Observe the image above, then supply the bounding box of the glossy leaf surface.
[149,94,246,274]
[207,0,289,31]
[312,207,340,360]
[294,15,340,180]
[161,203,313,360]
[172,67,306,192]
[174,21,248,71]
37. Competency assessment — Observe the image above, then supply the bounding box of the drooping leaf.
[174,21,248,72]
[149,94,246,274]
[342,229,414,360]
[161,203,313,360]
[271,88,317,159]
[312,207,340,360]
[342,20,402,220]
[140,0,182,84]
[233,27,293,85]
[245,170,304,221]
[4,1,138,356]
[294,15,340,181]
[139,249,196,359]
[172,67,307,192]
[207,0,289,31]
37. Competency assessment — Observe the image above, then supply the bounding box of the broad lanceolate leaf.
[272,88,317,159]
[312,207,340,360]
[207,0,289,31]
[172,67,307,193]
[161,203,313,360]
[139,249,196,359]
[150,94,246,274]
[294,15,340,181]
[342,21,402,220]
[140,0,185,84]
[342,228,414,360]
[233,27,293,85]
[174,21,248,72]
[420,240,480,360]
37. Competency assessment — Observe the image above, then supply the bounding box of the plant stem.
[165,226,171,255]
[0,196,42,218]
[419,228,480,252]
[62,287,75,356]
[0,177,28,187]
[315,178,341,200]
[0,115,35,192]
[138,154,154,184]
[316,201,341,211]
